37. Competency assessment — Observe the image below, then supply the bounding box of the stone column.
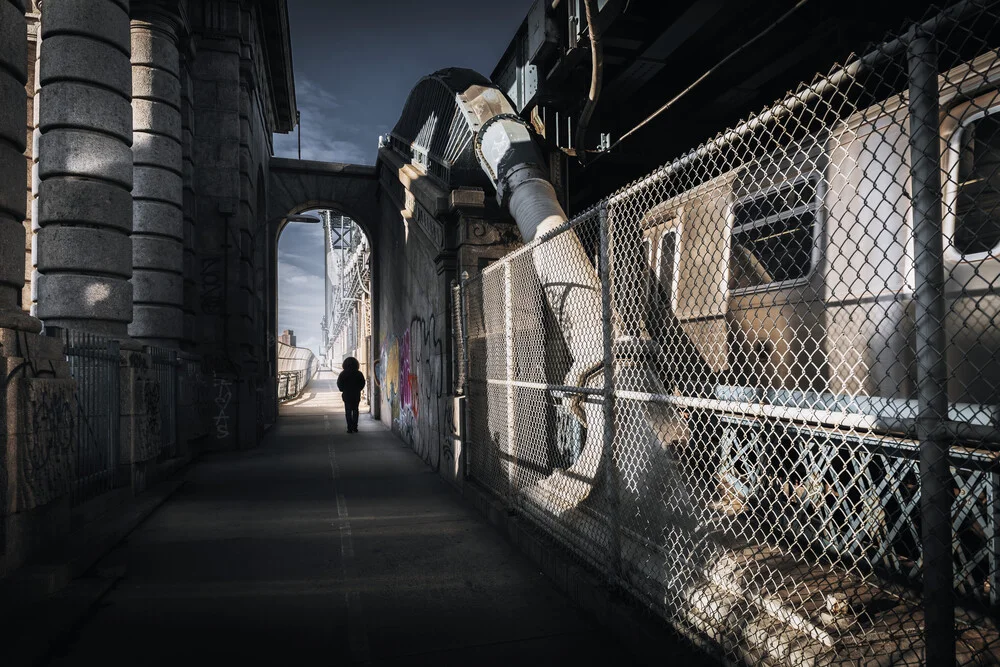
[0,0,39,333]
[129,6,183,347]
[22,1,40,313]
[34,0,134,337]
[179,51,197,352]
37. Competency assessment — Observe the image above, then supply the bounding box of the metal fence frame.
[277,370,299,401]
[148,346,178,460]
[459,3,1000,664]
[51,328,122,506]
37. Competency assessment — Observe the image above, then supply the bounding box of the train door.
[726,152,827,396]
[941,89,1000,419]
[637,176,733,397]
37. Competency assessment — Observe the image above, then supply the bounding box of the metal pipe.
[575,0,603,164]
[907,31,955,667]
[504,260,516,499]
[459,274,472,480]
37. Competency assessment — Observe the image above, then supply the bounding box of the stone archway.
[267,158,379,241]
[266,157,381,418]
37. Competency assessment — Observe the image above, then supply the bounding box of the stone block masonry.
[0,0,299,588]
[0,0,28,319]
[33,0,134,338]
[0,328,76,578]
[129,8,184,348]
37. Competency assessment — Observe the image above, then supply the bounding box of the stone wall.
[0,329,76,577]
[0,0,295,581]
[188,0,286,449]
[373,151,519,488]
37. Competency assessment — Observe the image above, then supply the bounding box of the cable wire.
[586,0,812,168]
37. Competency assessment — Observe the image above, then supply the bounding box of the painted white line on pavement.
[327,439,370,662]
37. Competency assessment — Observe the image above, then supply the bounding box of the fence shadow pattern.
[461,2,1000,663]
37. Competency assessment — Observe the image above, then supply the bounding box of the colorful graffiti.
[378,315,445,469]
[379,333,401,422]
[399,328,417,419]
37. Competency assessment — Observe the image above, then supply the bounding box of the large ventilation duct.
[446,77,696,516]
[456,83,604,389]
[450,76,724,630]
[389,70,695,568]
[391,68,836,654]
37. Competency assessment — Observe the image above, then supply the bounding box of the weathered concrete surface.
[129,10,184,347]
[34,0,134,337]
[118,349,161,494]
[0,327,76,578]
[0,0,34,329]
[45,371,635,665]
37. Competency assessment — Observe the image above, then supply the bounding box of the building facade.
[0,0,297,578]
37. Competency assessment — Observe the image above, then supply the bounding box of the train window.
[730,177,817,290]
[953,111,1000,256]
[642,223,678,311]
[655,231,677,304]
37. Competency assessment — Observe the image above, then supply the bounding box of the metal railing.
[277,341,318,402]
[460,2,1000,664]
[147,346,178,460]
[53,328,121,506]
[277,371,300,401]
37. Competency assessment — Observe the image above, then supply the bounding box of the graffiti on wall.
[378,315,445,470]
[199,256,225,315]
[379,334,400,422]
[213,374,232,440]
[399,328,416,419]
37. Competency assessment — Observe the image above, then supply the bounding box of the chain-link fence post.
[907,29,955,667]
[598,202,622,579]
[504,259,515,503]
[460,273,472,481]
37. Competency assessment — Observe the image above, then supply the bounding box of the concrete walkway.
[44,371,638,666]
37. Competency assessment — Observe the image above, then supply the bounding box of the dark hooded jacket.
[337,358,365,403]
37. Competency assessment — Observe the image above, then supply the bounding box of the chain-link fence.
[462,2,1000,663]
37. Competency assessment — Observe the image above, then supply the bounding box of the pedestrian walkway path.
[44,371,637,666]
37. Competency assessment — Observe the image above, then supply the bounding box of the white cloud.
[273,78,376,165]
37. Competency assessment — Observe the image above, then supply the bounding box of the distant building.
[278,329,297,347]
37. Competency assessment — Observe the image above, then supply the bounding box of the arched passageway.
[275,210,374,415]
[266,158,381,418]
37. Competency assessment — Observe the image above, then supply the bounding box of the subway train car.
[611,50,1000,606]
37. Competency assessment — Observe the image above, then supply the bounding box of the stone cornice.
[255,0,295,133]
[130,0,188,41]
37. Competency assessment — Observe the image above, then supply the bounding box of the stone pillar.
[2,0,77,578]
[34,0,134,337]
[22,1,40,313]
[179,51,197,352]
[0,0,39,333]
[129,6,183,347]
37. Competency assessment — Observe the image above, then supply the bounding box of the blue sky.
[274,0,533,357]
